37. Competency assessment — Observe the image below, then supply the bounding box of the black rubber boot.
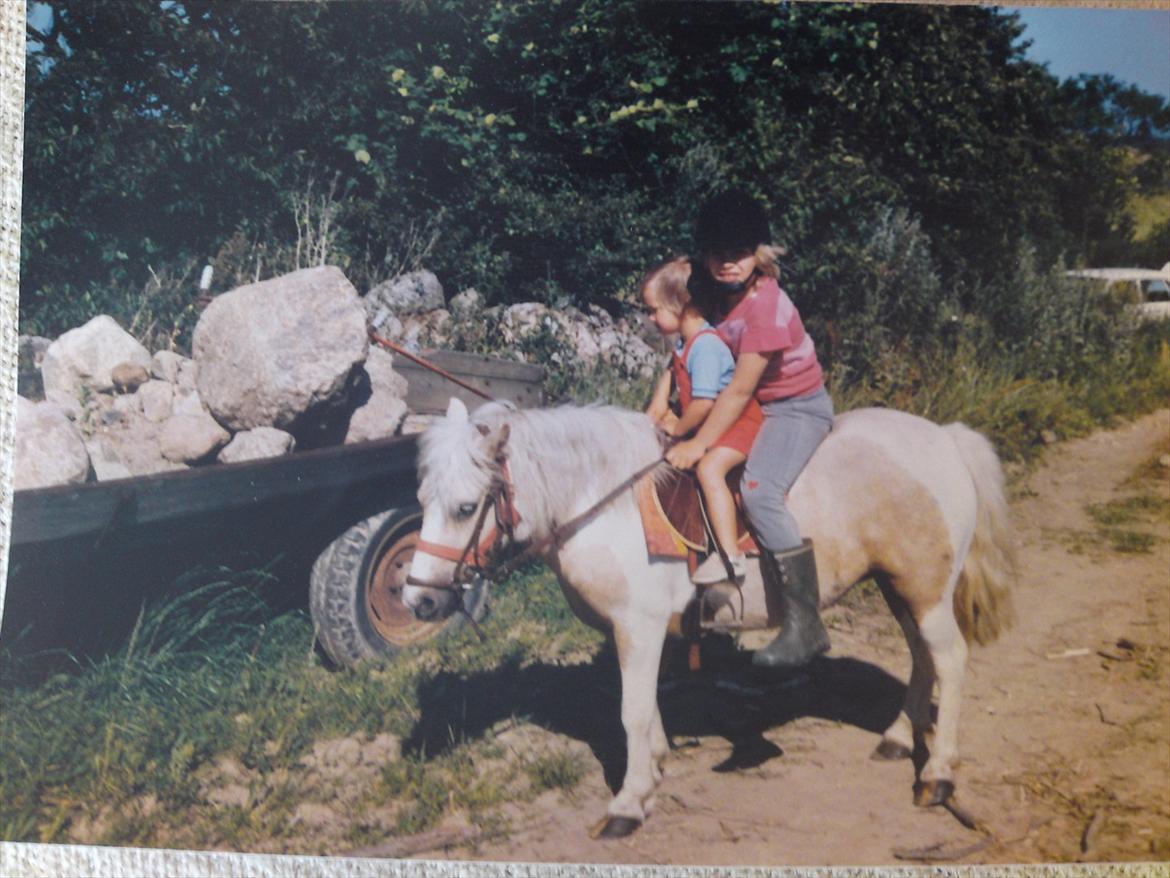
[752,539,830,669]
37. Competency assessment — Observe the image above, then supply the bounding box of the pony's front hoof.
[589,815,642,839]
[913,779,955,807]
[871,739,913,761]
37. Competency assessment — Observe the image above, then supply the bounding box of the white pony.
[405,398,1015,838]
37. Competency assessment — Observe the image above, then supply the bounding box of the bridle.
[404,431,666,638]
[407,456,521,592]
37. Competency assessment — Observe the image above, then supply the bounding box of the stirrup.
[692,551,744,585]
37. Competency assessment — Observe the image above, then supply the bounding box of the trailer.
[2,351,543,672]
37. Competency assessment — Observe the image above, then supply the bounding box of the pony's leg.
[912,598,968,806]
[597,619,667,837]
[874,577,936,761]
[650,706,669,783]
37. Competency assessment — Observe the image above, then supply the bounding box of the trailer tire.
[310,507,488,667]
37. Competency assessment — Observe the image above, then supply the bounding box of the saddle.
[635,466,760,560]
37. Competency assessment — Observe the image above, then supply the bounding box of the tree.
[21,1,1162,347]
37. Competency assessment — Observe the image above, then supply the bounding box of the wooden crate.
[394,349,545,413]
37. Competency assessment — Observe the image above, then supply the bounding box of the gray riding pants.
[740,387,834,552]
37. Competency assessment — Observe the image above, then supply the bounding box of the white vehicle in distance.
[1067,263,1170,322]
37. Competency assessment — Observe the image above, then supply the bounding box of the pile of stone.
[367,276,660,378]
[15,266,662,492]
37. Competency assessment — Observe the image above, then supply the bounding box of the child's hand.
[657,410,680,436]
[666,437,705,469]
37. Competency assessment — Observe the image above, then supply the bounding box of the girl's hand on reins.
[656,410,680,436]
[665,437,705,470]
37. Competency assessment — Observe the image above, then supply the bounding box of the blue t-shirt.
[678,325,736,400]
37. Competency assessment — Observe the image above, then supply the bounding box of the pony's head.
[404,397,512,621]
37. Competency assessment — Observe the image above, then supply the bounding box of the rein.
[376,325,667,637]
[406,450,667,638]
[369,328,495,402]
[490,455,666,581]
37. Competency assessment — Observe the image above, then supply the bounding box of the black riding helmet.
[694,188,771,255]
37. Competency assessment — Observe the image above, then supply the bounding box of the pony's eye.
[456,502,478,519]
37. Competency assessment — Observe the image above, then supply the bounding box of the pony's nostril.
[415,596,438,620]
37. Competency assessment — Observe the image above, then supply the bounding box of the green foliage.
[21,1,1168,353]
[831,316,1170,463]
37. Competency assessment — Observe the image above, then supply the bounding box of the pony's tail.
[945,423,1018,646]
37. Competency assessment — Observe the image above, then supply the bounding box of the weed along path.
[351,409,1170,867]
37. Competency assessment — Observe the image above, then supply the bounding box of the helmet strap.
[712,268,760,297]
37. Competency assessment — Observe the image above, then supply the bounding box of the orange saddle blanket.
[636,466,760,560]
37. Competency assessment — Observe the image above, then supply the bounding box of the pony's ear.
[476,421,511,460]
[493,423,511,460]
[446,396,469,423]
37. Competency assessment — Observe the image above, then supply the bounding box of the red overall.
[671,329,763,457]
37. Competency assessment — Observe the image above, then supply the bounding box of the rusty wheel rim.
[365,529,448,646]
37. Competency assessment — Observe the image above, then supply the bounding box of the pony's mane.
[418,401,664,535]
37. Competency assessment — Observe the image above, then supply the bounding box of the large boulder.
[448,288,482,317]
[344,347,409,444]
[82,405,189,479]
[172,386,208,418]
[83,438,134,482]
[497,302,657,376]
[597,325,659,378]
[366,270,445,330]
[14,396,91,490]
[151,350,187,384]
[217,427,296,464]
[159,412,231,463]
[389,309,451,353]
[192,266,368,432]
[40,316,152,415]
[139,380,175,423]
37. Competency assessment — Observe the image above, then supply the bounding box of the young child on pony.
[666,188,835,670]
[641,256,763,585]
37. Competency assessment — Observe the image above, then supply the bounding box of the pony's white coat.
[407,398,1015,829]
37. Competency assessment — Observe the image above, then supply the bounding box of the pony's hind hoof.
[913,779,955,807]
[590,815,642,839]
[871,739,913,761]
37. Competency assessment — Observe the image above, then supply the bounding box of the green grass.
[1087,494,1170,528]
[831,326,1170,463]
[0,562,600,848]
[523,749,587,795]
[1081,492,1167,555]
[1105,529,1156,554]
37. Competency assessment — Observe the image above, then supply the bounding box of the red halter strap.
[412,460,521,580]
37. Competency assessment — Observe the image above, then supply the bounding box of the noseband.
[405,459,520,593]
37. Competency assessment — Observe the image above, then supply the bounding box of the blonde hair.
[754,243,786,280]
[640,256,693,312]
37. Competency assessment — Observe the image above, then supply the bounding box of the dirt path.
[377,410,1170,867]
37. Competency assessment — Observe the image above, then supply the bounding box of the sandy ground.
[359,409,1170,867]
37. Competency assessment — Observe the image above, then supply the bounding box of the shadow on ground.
[404,636,907,794]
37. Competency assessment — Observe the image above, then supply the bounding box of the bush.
[805,206,952,383]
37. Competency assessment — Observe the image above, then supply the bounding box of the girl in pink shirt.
[666,189,835,670]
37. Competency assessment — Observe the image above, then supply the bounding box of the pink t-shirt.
[714,277,824,402]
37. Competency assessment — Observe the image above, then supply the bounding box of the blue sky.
[1009,6,1170,100]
